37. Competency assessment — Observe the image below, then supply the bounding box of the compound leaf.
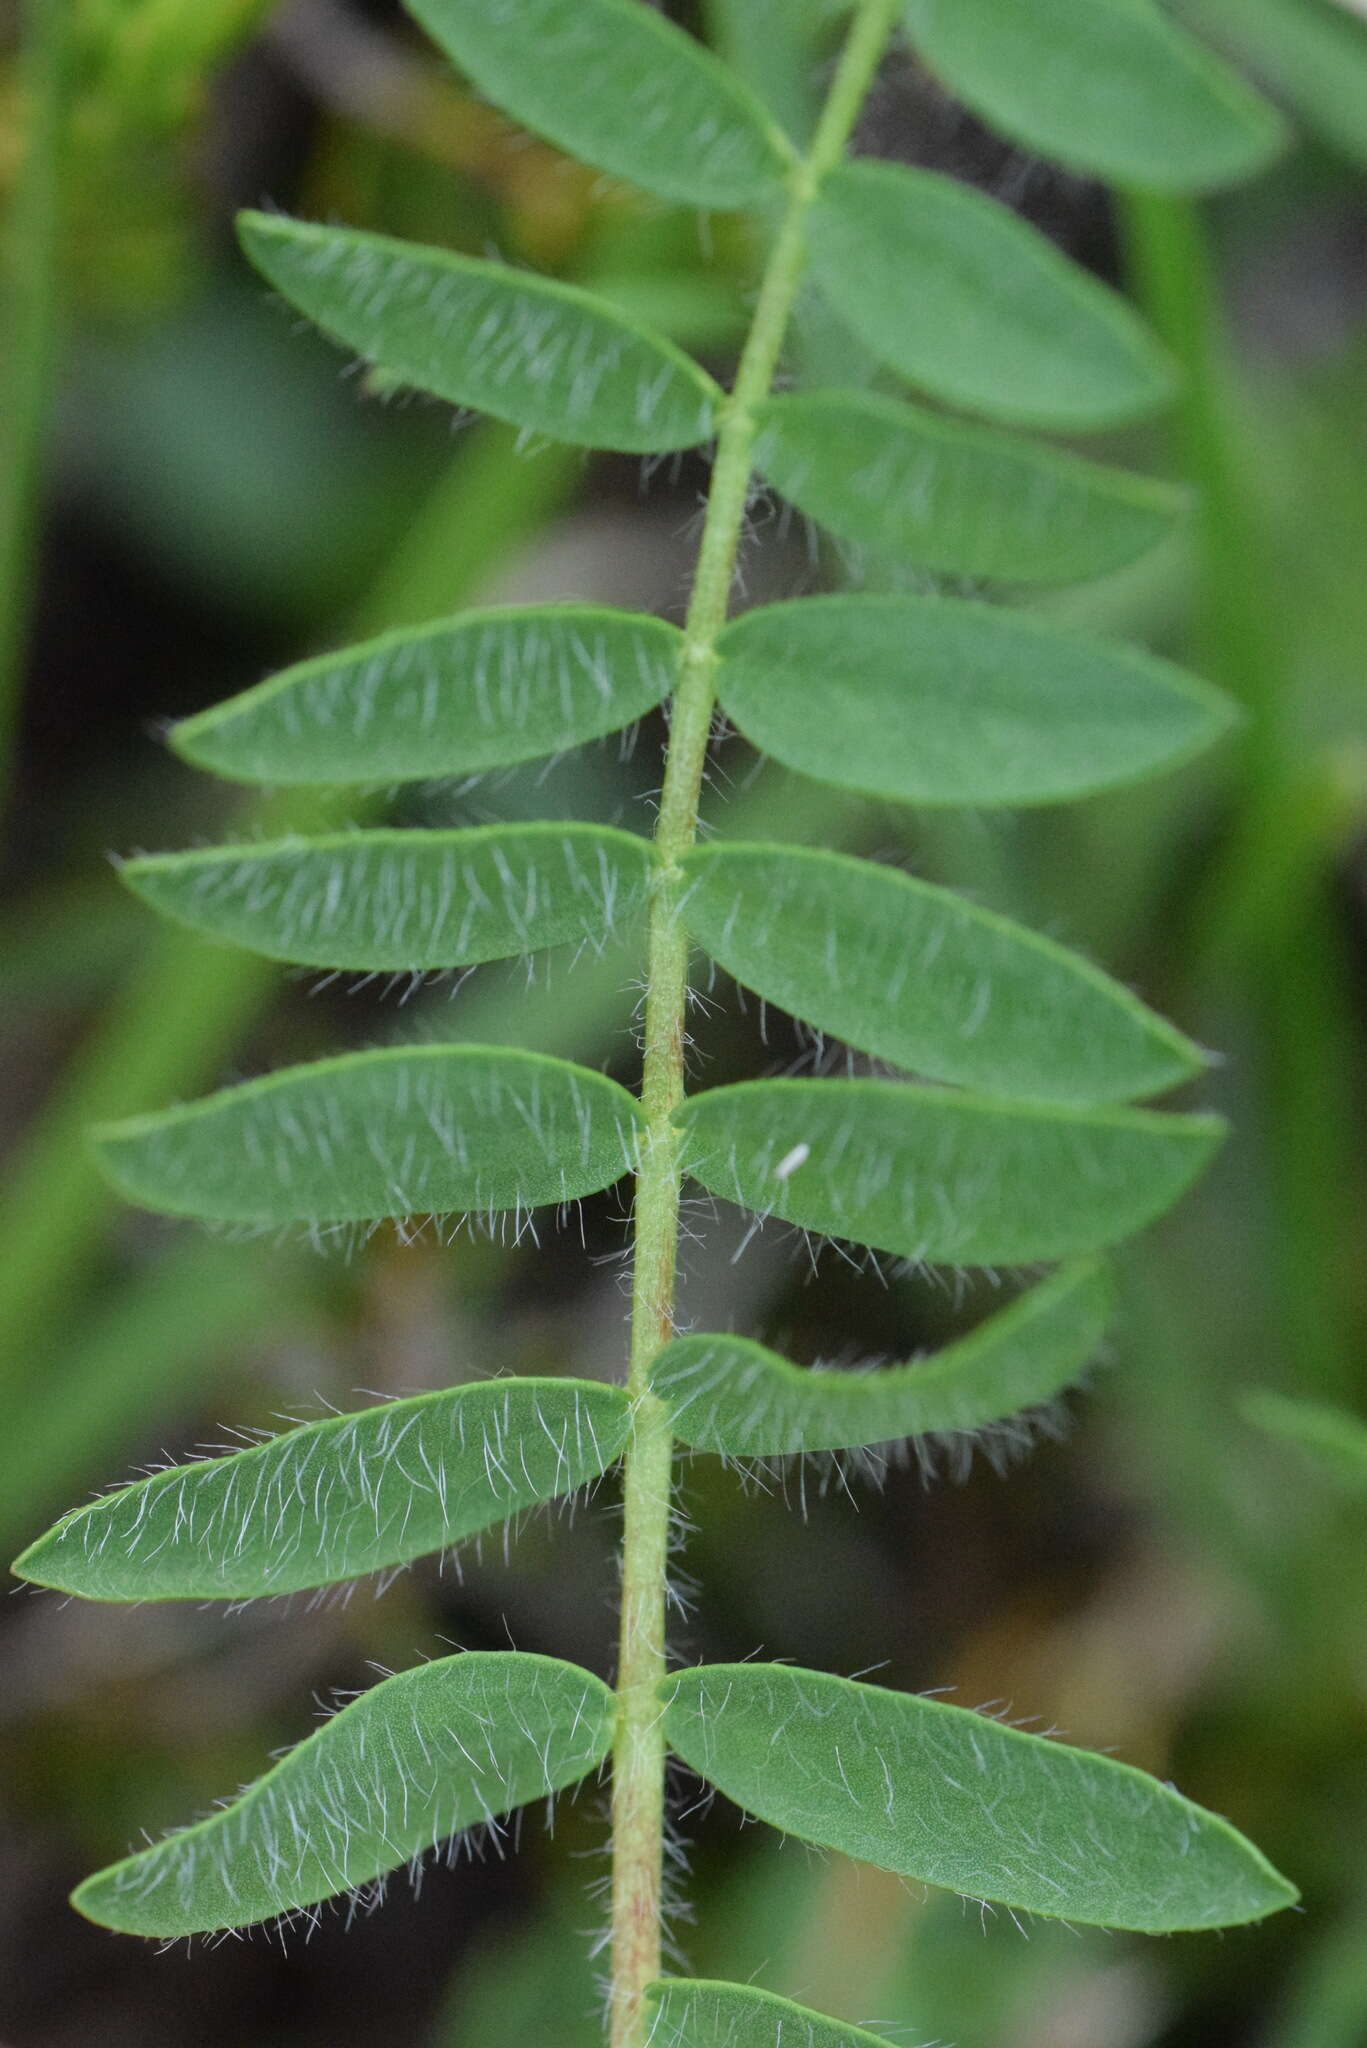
[680,841,1202,1103]
[904,0,1286,192]
[172,605,682,787]
[648,1980,897,2048]
[662,1663,1297,1932]
[809,158,1175,430]
[1242,1390,1367,1497]
[93,1046,643,1226]
[73,1652,614,1936]
[651,1259,1109,1457]
[676,1079,1223,1265]
[122,825,655,972]
[409,0,793,207]
[715,595,1236,807]
[1182,0,1367,168]
[14,1379,631,1601]
[755,391,1184,584]
[238,213,720,453]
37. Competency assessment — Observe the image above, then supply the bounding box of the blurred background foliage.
[0,2,1364,2043]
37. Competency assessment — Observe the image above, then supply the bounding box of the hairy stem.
[609,6,896,2041]
[0,0,68,825]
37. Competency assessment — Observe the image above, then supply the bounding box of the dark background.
[1,3,1365,2043]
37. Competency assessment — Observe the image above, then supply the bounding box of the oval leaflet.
[172,605,683,787]
[715,595,1236,807]
[681,839,1204,1103]
[239,213,721,453]
[14,1378,632,1601]
[1184,0,1367,169]
[755,390,1185,584]
[663,1663,1298,1932]
[904,0,1286,192]
[123,825,655,973]
[409,0,793,207]
[75,1653,615,1935]
[809,157,1175,430]
[94,1045,644,1226]
[677,1078,1224,1266]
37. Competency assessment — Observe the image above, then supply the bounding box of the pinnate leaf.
[676,1079,1223,1265]
[648,1980,897,2048]
[809,158,1175,430]
[123,825,654,972]
[1242,1390,1367,1496]
[172,605,682,787]
[651,1261,1109,1457]
[680,841,1202,1103]
[14,1379,630,1601]
[238,213,720,453]
[904,0,1286,192]
[715,595,1236,807]
[755,392,1185,584]
[409,0,792,207]
[1182,0,1367,168]
[74,1652,613,1935]
[662,1663,1298,1932]
[94,1046,643,1226]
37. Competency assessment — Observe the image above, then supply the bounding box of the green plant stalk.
[1268,1897,1367,2048]
[1118,195,1282,741]
[0,0,68,818]
[0,423,579,1387]
[1121,190,1355,1402]
[609,6,896,2041]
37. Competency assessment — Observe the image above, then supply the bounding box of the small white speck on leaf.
[774,1142,810,1183]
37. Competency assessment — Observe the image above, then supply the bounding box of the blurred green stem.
[1121,190,1355,1402]
[1268,1900,1367,2048]
[1119,194,1283,741]
[0,0,68,819]
[0,424,578,1383]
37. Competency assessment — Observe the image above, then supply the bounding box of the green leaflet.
[1182,0,1367,167]
[714,594,1236,807]
[904,0,1286,192]
[73,1652,614,1936]
[650,1261,1109,1457]
[679,841,1203,1103]
[662,1664,1298,1933]
[122,825,655,972]
[754,391,1185,584]
[1242,1390,1367,1496]
[648,1980,897,2048]
[172,605,683,787]
[13,1379,631,1601]
[237,213,721,453]
[409,0,793,207]
[676,1079,1223,1265]
[808,158,1175,431]
[93,1045,644,1226]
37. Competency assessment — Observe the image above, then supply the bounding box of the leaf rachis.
[11,0,1302,2035]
